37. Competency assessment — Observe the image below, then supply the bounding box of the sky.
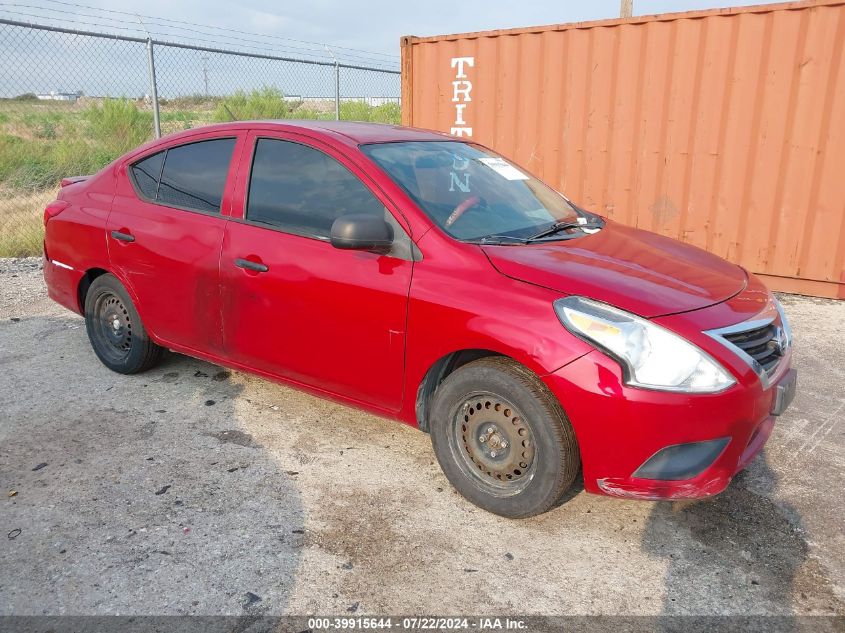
[0,0,780,67]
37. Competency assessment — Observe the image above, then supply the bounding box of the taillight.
[43,200,69,226]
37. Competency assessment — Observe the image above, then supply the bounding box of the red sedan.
[42,121,796,517]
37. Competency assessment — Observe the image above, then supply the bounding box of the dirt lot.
[1,257,844,617]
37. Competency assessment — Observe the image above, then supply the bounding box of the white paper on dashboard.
[477,157,529,180]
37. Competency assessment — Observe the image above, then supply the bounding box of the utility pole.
[324,45,340,121]
[135,14,160,138]
[201,56,209,96]
[146,39,161,138]
[620,0,633,18]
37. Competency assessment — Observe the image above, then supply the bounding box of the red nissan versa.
[42,121,796,517]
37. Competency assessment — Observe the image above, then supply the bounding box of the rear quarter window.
[129,151,164,201]
[128,138,236,214]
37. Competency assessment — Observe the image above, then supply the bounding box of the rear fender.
[73,266,160,345]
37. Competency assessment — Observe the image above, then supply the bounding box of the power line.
[0,16,402,76]
[0,6,399,69]
[0,4,398,66]
[29,0,399,61]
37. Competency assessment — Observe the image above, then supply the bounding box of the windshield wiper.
[525,220,602,242]
[466,219,603,245]
[466,234,530,245]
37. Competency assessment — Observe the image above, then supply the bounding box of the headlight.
[554,296,735,393]
[774,296,793,350]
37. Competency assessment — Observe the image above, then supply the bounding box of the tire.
[84,273,163,374]
[429,357,580,518]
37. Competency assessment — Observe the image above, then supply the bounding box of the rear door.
[108,132,243,354]
[219,131,416,411]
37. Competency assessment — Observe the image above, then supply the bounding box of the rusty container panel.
[401,0,845,298]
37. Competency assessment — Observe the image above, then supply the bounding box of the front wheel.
[84,274,163,374]
[430,357,580,518]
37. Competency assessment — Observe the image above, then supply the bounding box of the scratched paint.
[401,0,845,299]
[597,474,728,500]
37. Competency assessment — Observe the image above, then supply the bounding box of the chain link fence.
[0,18,401,257]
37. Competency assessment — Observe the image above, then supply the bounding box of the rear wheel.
[430,357,580,518]
[84,274,162,374]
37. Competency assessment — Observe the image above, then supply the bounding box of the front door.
[220,133,415,412]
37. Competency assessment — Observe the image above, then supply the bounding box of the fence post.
[146,38,162,138]
[334,61,340,121]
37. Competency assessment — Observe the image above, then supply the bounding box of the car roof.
[262,120,453,144]
[159,120,454,146]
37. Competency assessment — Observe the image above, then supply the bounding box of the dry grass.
[0,93,400,257]
[0,188,54,257]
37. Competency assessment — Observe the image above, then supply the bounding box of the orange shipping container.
[401,0,845,299]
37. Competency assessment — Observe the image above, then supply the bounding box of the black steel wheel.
[84,274,162,374]
[89,291,133,365]
[430,356,580,517]
[453,392,537,496]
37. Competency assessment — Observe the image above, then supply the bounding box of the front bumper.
[542,343,793,501]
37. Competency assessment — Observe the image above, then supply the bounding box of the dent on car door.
[221,135,416,412]
[108,135,241,353]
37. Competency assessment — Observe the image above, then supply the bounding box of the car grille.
[721,321,783,376]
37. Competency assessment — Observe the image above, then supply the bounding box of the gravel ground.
[0,257,843,617]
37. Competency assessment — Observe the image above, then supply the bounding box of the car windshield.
[361,141,587,243]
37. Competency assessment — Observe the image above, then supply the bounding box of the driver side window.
[246,138,417,260]
[247,138,384,239]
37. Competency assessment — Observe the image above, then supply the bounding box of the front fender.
[397,234,592,426]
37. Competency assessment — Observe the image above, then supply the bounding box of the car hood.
[481,221,747,318]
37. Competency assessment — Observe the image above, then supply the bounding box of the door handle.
[234,258,269,273]
[111,230,135,243]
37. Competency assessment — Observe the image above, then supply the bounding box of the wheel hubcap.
[457,394,536,488]
[92,293,133,362]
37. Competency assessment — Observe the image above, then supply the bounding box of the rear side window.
[129,138,236,214]
[246,138,386,238]
[158,139,235,213]
[130,151,164,200]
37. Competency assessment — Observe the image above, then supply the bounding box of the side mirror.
[330,214,393,252]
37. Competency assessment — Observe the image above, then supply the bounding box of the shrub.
[22,112,63,140]
[212,87,292,122]
[83,98,153,152]
[339,100,400,124]
[0,133,118,190]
